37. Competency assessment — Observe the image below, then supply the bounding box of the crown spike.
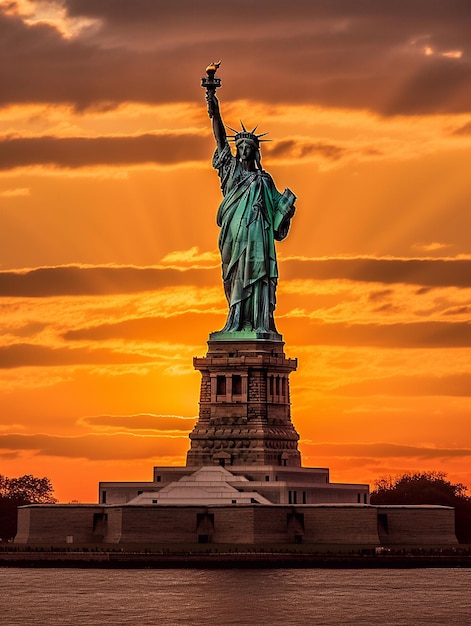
[251,125,258,134]
[240,120,248,132]
[226,125,239,134]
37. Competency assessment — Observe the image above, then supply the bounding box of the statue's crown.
[227,122,270,147]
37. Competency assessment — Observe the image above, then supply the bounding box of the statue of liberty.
[203,64,296,339]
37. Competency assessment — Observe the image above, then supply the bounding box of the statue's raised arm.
[206,90,226,153]
[201,63,297,340]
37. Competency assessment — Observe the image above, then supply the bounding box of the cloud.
[2,2,471,115]
[367,289,394,302]
[0,431,188,460]
[50,280,471,349]
[159,246,219,267]
[0,187,30,197]
[302,441,471,461]
[0,133,366,172]
[284,318,471,349]
[442,51,463,60]
[0,132,209,171]
[79,413,196,431]
[331,373,471,397]
[0,343,153,368]
[443,306,471,316]
[412,242,453,253]
[63,313,224,344]
[0,10,188,109]
[282,257,471,288]
[2,260,471,350]
[453,121,471,135]
[58,315,471,350]
[0,265,219,296]
[3,433,468,464]
[1,258,470,299]
[384,56,471,116]
[266,139,347,162]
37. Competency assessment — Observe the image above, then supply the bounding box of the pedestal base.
[210,329,283,342]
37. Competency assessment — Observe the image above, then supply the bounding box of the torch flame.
[206,61,221,76]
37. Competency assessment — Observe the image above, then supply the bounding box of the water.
[1,568,470,625]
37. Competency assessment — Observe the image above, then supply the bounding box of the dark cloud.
[10,321,48,338]
[282,257,471,288]
[0,133,209,171]
[63,313,224,344]
[331,373,471,397]
[284,318,471,349]
[62,0,471,26]
[4,318,470,358]
[303,441,471,459]
[0,343,152,368]
[0,432,187,460]
[383,57,471,116]
[0,11,189,109]
[266,140,346,161]
[63,316,471,350]
[0,134,350,171]
[1,258,470,299]
[368,289,394,301]
[5,432,468,464]
[0,265,219,297]
[371,303,401,314]
[1,1,471,115]
[443,306,471,316]
[452,121,471,135]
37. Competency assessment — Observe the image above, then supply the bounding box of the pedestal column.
[186,338,301,467]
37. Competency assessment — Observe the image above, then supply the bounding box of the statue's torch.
[201,61,221,119]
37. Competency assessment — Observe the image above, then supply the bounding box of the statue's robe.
[213,143,296,333]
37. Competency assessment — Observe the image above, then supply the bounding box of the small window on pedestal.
[232,374,242,395]
[216,375,226,395]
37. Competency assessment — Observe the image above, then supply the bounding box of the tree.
[370,471,471,544]
[0,474,57,542]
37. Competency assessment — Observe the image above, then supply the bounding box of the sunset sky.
[1,0,470,503]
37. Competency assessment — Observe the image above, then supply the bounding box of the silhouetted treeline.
[0,475,57,541]
[370,471,471,543]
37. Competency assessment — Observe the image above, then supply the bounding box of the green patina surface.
[204,66,296,339]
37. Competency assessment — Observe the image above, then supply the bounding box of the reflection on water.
[1,568,470,625]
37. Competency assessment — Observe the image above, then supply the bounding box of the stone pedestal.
[186,338,301,467]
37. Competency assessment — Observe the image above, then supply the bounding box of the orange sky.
[1,0,470,502]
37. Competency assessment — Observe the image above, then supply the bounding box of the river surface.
[1,567,470,625]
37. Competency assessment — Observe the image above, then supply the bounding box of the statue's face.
[237,140,256,164]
